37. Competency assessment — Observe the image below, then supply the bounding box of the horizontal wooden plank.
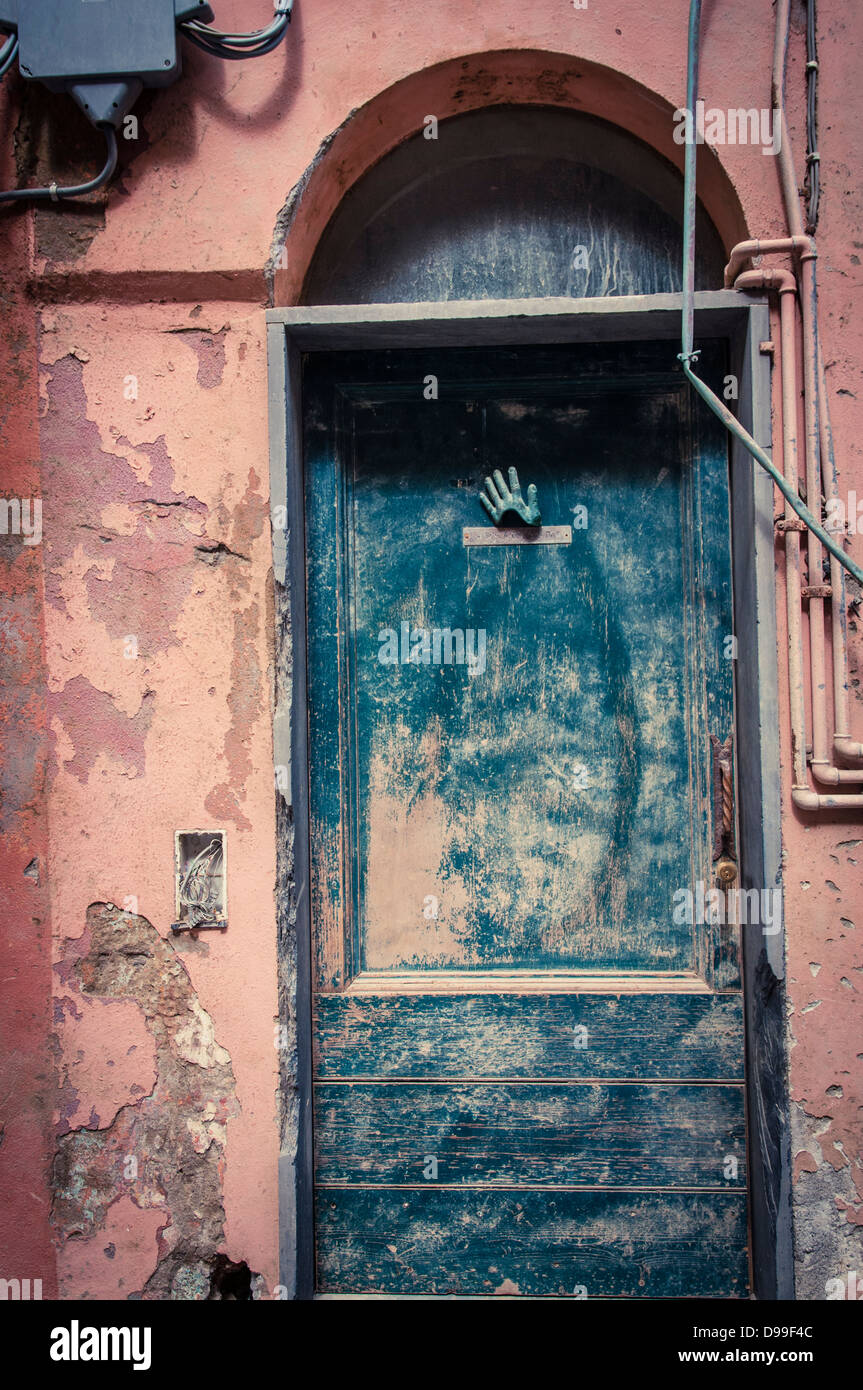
[315,1189,749,1297]
[313,991,744,1079]
[314,1082,745,1188]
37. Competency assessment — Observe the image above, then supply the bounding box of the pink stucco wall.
[0,0,860,1298]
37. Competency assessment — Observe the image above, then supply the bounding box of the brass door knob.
[716,855,738,888]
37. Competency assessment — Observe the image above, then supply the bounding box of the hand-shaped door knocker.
[479,467,541,527]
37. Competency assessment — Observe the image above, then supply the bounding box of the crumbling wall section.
[53,904,240,1299]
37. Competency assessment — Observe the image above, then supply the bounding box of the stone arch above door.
[268,49,747,306]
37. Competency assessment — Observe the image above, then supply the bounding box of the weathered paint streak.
[316,1190,749,1298]
[316,1082,746,1187]
[314,993,746,1079]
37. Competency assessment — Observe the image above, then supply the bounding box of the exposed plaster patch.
[203,594,263,832]
[174,998,231,1069]
[54,994,156,1136]
[790,1115,863,1299]
[39,360,210,670]
[34,203,105,270]
[52,904,239,1300]
[114,437,207,516]
[172,933,210,958]
[228,467,269,557]
[171,328,229,390]
[48,676,154,783]
[57,1196,164,1301]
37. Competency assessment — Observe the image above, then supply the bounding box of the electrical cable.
[0,32,17,79]
[0,6,291,203]
[805,0,820,230]
[180,26,286,59]
[184,0,291,39]
[0,123,117,205]
[184,17,288,45]
[678,0,863,589]
[180,2,291,61]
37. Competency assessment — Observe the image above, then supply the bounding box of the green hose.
[679,0,863,588]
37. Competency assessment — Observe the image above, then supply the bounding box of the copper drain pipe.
[734,269,808,796]
[723,236,815,289]
[729,244,863,787]
[720,0,863,809]
[819,340,863,763]
[731,262,863,807]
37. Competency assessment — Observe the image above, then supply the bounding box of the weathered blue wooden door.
[303,341,749,1297]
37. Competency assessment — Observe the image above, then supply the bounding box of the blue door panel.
[303,341,747,1297]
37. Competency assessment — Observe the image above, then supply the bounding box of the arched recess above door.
[302,104,726,304]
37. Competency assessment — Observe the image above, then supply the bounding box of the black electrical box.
[18,0,190,88]
[0,0,215,127]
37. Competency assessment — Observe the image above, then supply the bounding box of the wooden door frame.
[266,290,793,1301]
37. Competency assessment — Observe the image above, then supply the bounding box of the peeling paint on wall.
[52,904,247,1300]
[171,328,229,391]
